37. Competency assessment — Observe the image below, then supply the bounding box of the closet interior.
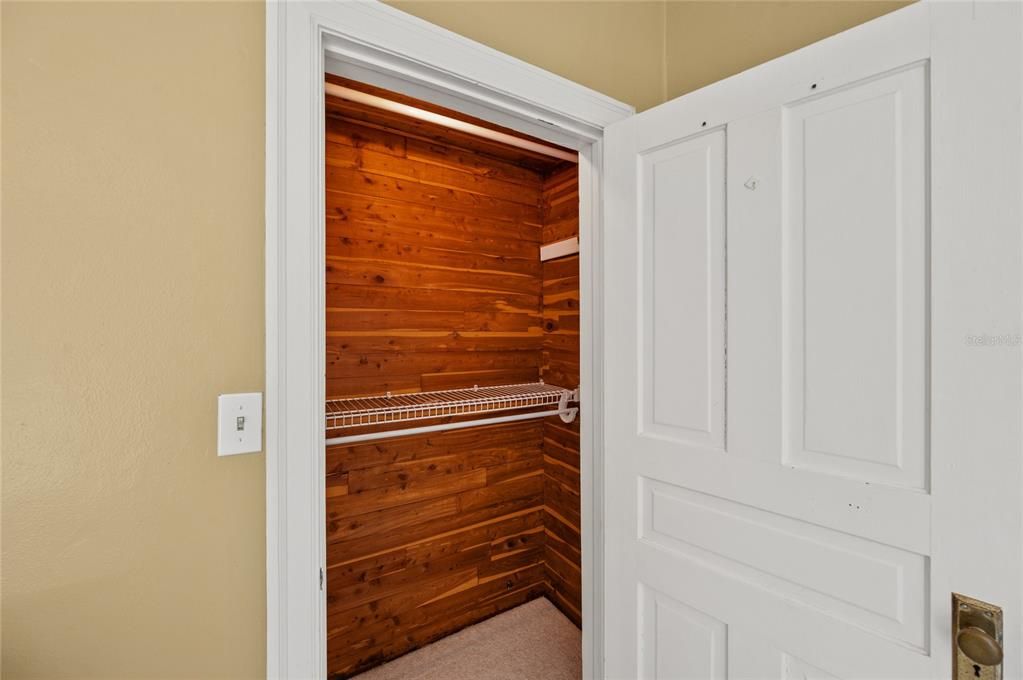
[323,75,583,678]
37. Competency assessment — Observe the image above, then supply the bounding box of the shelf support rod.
[325,406,578,446]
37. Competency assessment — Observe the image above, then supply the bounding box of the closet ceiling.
[325,74,574,174]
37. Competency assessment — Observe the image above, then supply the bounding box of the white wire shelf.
[326,381,577,431]
[324,382,580,445]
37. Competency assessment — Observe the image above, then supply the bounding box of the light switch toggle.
[218,392,262,456]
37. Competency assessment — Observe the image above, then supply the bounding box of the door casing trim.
[265,2,633,677]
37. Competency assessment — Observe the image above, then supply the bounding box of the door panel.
[641,478,928,648]
[640,129,726,447]
[642,587,728,680]
[783,64,928,489]
[603,3,1023,679]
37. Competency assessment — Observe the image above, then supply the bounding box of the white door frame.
[265,2,633,677]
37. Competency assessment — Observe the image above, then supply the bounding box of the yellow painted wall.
[664,1,909,98]
[2,3,267,678]
[386,1,668,112]
[1,1,908,677]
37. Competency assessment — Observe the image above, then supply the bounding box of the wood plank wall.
[325,422,548,677]
[323,90,580,678]
[324,109,548,398]
[540,166,583,626]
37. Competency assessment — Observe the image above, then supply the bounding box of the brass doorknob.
[957,626,1004,666]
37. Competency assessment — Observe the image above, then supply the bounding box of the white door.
[603,3,1023,678]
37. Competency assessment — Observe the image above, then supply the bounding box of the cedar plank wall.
[324,105,548,398]
[323,89,579,678]
[540,166,583,626]
[325,423,548,677]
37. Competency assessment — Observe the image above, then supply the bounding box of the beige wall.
[387,1,668,112]
[665,1,909,98]
[2,1,906,677]
[390,1,908,109]
[2,3,267,678]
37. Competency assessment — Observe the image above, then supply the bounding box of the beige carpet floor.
[353,597,582,680]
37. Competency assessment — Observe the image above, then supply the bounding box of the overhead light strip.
[325,82,578,163]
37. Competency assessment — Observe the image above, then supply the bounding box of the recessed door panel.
[641,477,928,650]
[783,65,928,489]
[641,586,728,680]
[639,130,726,449]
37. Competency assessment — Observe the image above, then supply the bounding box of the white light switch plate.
[218,392,263,456]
